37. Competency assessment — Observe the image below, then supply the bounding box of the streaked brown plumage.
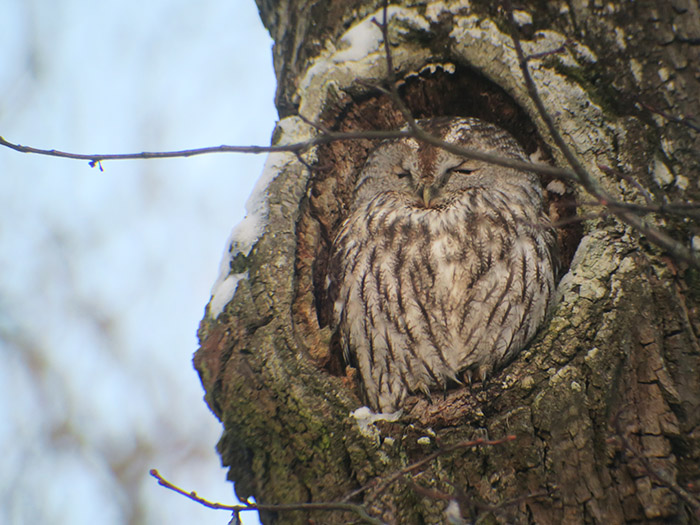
[328,117,557,412]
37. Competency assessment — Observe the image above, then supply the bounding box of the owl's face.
[352,117,538,211]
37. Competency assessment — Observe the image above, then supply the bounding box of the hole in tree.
[294,64,582,378]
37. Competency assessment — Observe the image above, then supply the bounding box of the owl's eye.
[451,167,477,175]
[450,160,480,175]
[396,171,411,179]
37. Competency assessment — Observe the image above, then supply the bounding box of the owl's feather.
[328,117,557,412]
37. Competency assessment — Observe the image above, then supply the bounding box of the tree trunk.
[194,1,700,523]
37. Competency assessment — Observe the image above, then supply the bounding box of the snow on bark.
[208,116,314,318]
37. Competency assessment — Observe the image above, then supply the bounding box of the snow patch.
[692,236,700,252]
[298,6,432,118]
[425,2,454,22]
[334,15,383,62]
[512,10,532,28]
[209,117,313,318]
[351,406,402,442]
[445,500,462,525]
[614,27,627,51]
[652,157,673,187]
[675,174,689,191]
[335,6,430,63]
[209,271,247,318]
[629,58,643,84]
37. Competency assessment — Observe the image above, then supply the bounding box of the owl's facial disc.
[393,152,482,208]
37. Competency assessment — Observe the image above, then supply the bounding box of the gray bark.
[195,1,700,523]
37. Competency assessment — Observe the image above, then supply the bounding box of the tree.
[194,1,700,523]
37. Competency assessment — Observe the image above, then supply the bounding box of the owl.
[327,117,558,413]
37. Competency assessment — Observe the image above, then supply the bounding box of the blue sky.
[0,1,276,523]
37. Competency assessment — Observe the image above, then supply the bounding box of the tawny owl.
[328,117,558,413]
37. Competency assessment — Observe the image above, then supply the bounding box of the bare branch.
[639,101,700,133]
[525,43,569,61]
[0,130,575,179]
[574,198,700,220]
[2,3,698,268]
[409,479,552,518]
[0,135,294,163]
[150,469,386,525]
[598,164,655,207]
[371,0,419,131]
[503,1,700,267]
[550,212,609,229]
[0,131,404,164]
[343,435,516,502]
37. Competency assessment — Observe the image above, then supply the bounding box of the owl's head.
[352,117,539,210]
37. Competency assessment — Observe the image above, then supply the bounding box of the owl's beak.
[422,186,432,207]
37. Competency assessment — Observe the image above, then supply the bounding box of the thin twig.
[410,480,551,513]
[409,481,453,501]
[0,130,576,179]
[297,113,332,135]
[365,5,583,185]
[150,469,386,525]
[503,0,699,267]
[574,197,700,218]
[0,131,406,163]
[598,164,654,206]
[525,43,569,61]
[640,101,700,133]
[550,212,608,228]
[372,0,418,131]
[2,2,699,266]
[343,435,516,502]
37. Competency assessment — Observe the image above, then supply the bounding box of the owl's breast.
[330,187,556,411]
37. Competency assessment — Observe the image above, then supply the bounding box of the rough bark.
[195,1,700,523]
